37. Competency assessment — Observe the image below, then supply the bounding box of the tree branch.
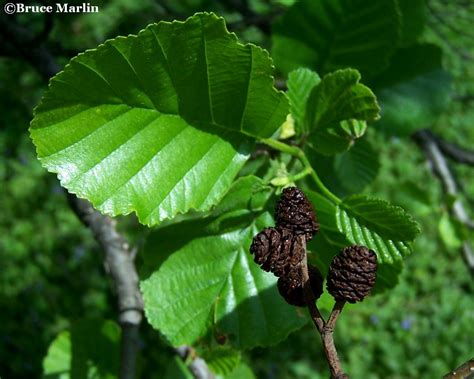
[68,196,143,379]
[174,346,215,379]
[443,357,474,379]
[429,132,474,167]
[299,235,348,378]
[414,130,474,275]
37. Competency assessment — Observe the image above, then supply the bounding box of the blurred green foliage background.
[0,0,473,378]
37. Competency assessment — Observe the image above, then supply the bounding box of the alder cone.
[277,265,324,307]
[275,187,319,241]
[327,245,377,303]
[249,227,304,277]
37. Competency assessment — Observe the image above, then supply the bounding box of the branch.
[429,132,474,167]
[414,130,474,275]
[68,196,143,379]
[174,346,216,379]
[443,357,474,379]
[299,235,348,378]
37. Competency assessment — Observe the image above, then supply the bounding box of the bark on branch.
[299,235,348,378]
[67,196,143,379]
[414,130,474,276]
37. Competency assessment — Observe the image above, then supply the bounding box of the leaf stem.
[260,138,341,204]
[271,166,313,186]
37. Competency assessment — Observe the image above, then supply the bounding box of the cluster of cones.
[250,187,377,306]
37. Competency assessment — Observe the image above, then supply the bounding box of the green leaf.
[211,176,272,217]
[287,68,320,132]
[224,363,256,379]
[309,138,379,196]
[438,214,463,250]
[397,0,426,46]
[30,13,288,226]
[42,319,120,379]
[139,175,273,277]
[332,138,379,193]
[337,195,421,263]
[141,213,307,349]
[305,69,380,155]
[373,44,452,136]
[164,357,194,379]
[307,191,419,292]
[201,347,241,376]
[272,0,400,77]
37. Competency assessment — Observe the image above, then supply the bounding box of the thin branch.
[175,346,215,379]
[429,132,474,167]
[260,138,342,204]
[443,357,474,379]
[299,235,347,378]
[326,301,345,331]
[414,130,474,275]
[68,196,144,379]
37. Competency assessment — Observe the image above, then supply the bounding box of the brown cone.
[275,187,319,241]
[326,245,377,303]
[249,227,305,277]
[277,265,324,307]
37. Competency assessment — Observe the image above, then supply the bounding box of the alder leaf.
[286,68,320,132]
[307,192,420,292]
[30,12,288,226]
[336,195,420,264]
[140,213,307,349]
[305,69,380,155]
[201,347,241,376]
[373,44,452,136]
[272,0,400,77]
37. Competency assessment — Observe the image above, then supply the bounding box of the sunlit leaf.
[30,13,288,226]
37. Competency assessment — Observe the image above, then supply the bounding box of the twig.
[443,357,474,379]
[429,132,474,167]
[68,196,144,379]
[175,346,216,379]
[414,130,474,275]
[299,235,348,378]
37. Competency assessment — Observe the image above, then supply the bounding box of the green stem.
[260,137,304,158]
[260,138,341,204]
[271,166,313,187]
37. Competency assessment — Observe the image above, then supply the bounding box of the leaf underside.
[141,213,307,349]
